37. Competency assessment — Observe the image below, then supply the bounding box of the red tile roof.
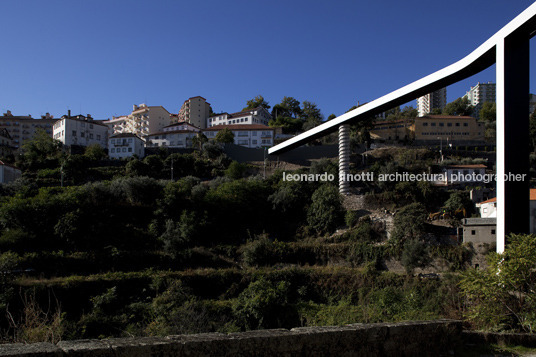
[203,124,273,131]
[477,189,536,204]
[147,130,197,136]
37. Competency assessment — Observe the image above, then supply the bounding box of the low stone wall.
[0,319,461,357]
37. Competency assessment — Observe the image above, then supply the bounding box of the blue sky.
[1,0,535,120]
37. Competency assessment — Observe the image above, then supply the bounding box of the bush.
[307,184,343,235]
[224,161,247,179]
[401,239,431,274]
[345,211,359,228]
[232,278,297,330]
[459,234,536,332]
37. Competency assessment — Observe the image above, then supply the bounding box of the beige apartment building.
[0,110,56,152]
[104,104,172,137]
[412,115,484,143]
[177,96,212,129]
[369,119,413,141]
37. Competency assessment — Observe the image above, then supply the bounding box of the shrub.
[401,239,431,274]
[345,210,359,228]
[306,184,343,235]
[460,234,536,332]
[232,278,297,330]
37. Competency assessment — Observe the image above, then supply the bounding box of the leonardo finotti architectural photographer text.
[282,172,527,183]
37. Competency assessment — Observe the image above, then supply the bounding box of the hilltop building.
[104,104,172,137]
[177,96,212,129]
[369,119,412,141]
[207,107,271,128]
[0,110,56,152]
[108,133,145,159]
[412,115,484,143]
[416,88,447,117]
[145,122,201,149]
[53,111,108,148]
[203,124,274,148]
[463,82,496,117]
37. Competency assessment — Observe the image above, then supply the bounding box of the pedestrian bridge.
[269,2,536,252]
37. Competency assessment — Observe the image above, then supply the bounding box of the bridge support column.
[339,124,350,195]
[496,33,530,253]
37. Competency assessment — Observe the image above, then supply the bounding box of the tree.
[327,114,337,121]
[401,106,418,118]
[214,128,235,144]
[442,97,474,116]
[268,116,302,134]
[300,101,323,131]
[391,202,427,244]
[306,184,343,235]
[243,95,270,111]
[84,144,107,161]
[460,234,536,332]
[19,129,63,170]
[443,191,473,214]
[480,102,496,141]
[530,109,536,151]
[191,132,208,150]
[232,278,294,330]
[272,96,301,118]
[300,101,323,122]
[401,239,431,274]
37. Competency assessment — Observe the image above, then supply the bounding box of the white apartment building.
[146,130,198,149]
[108,133,145,159]
[103,104,172,138]
[463,82,496,117]
[206,107,271,128]
[0,110,56,152]
[177,96,212,129]
[53,114,109,148]
[417,88,447,117]
[203,124,274,148]
[104,115,129,135]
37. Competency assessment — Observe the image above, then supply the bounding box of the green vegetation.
[0,130,532,345]
[460,234,536,332]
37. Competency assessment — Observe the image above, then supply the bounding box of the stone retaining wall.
[0,319,461,357]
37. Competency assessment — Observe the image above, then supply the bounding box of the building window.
[111,148,115,153]
[439,123,444,127]
[128,147,132,152]
[447,123,452,127]
[471,230,476,235]
[122,148,126,152]
[431,123,436,127]
[97,135,101,140]
[81,132,85,137]
[89,133,94,139]
[72,130,77,137]
[456,123,460,126]
[90,124,94,129]
[463,123,468,127]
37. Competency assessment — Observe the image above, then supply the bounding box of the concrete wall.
[0,320,461,357]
